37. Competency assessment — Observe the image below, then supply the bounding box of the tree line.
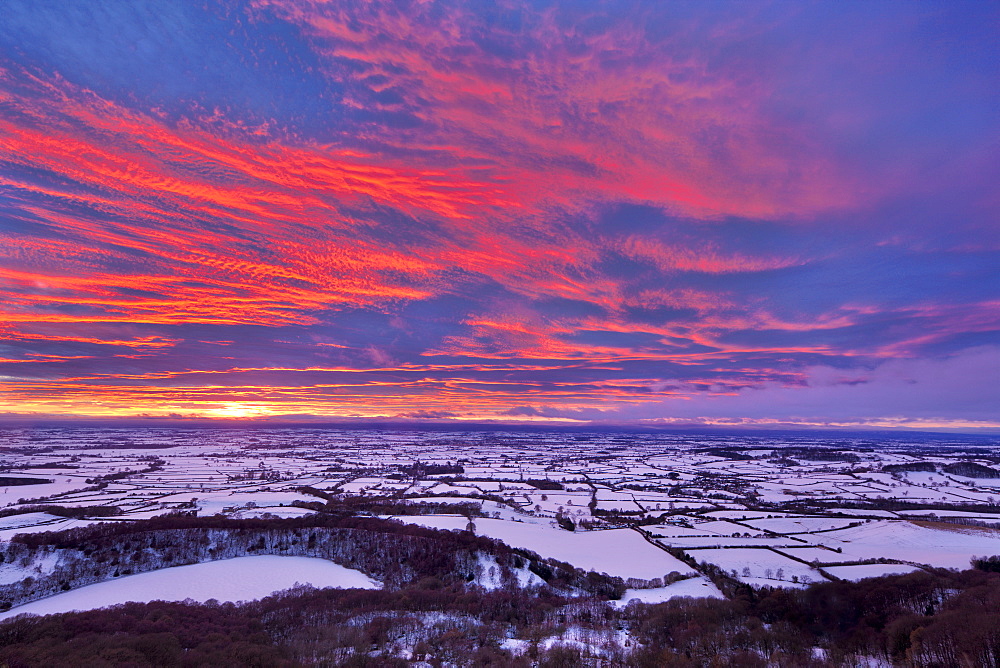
[1,563,1000,665]
[0,515,625,611]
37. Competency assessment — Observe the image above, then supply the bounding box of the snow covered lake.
[0,556,380,620]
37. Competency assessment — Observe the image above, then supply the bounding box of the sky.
[0,0,998,431]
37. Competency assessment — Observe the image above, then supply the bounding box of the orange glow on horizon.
[0,2,995,432]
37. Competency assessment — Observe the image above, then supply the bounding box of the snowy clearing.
[614,577,724,606]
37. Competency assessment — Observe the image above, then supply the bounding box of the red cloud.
[1,2,990,424]
[258,0,856,220]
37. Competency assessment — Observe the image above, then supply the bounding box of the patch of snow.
[394,516,693,580]
[231,506,316,519]
[694,548,823,587]
[824,563,921,581]
[613,577,724,606]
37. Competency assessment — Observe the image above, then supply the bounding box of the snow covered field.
[0,556,379,620]
[0,426,998,604]
[811,521,1000,570]
[394,515,693,580]
[824,563,922,581]
[614,577,724,606]
[694,548,822,586]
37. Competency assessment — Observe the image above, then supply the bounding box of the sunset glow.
[0,1,997,431]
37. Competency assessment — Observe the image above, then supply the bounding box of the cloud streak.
[0,0,997,430]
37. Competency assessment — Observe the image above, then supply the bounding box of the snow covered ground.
[741,516,860,534]
[824,563,922,581]
[614,577,724,606]
[0,479,87,507]
[0,516,108,541]
[393,515,693,580]
[0,426,998,606]
[694,548,824,587]
[0,556,380,621]
[812,521,1000,569]
[658,536,794,548]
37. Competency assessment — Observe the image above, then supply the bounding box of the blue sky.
[0,0,997,430]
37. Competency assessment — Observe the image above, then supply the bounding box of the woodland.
[0,516,998,666]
